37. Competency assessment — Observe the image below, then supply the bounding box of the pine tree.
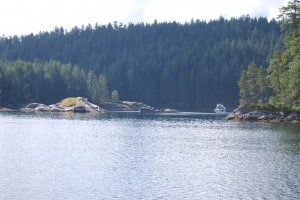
[268,0,300,110]
[98,74,109,103]
[111,90,119,102]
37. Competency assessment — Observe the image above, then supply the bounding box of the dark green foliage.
[238,63,270,107]
[0,17,281,109]
[0,60,109,106]
[111,90,119,102]
[270,0,300,110]
[238,0,300,111]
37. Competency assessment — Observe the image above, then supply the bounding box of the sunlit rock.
[20,97,105,113]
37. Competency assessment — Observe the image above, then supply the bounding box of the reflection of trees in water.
[270,123,300,153]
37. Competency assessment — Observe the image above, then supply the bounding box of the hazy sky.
[1,0,288,36]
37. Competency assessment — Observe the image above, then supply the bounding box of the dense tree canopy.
[0,17,281,110]
[238,0,300,111]
[0,60,109,106]
[238,63,270,107]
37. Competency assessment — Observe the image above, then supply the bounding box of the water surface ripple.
[0,112,299,199]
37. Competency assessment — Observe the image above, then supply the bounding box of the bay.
[0,112,299,200]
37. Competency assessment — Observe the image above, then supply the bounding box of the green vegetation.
[238,63,270,108]
[111,90,119,102]
[0,60,110,106]
[238,0,299,111]
[0,16,282,109]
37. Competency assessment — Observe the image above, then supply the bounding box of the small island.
[20,97,105,113]
[15,97,178,114]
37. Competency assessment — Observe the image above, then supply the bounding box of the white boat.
[214,104,226,113]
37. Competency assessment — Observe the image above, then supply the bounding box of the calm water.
[0,112,299,200]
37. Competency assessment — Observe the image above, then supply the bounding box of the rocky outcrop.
[0,107,15,112]
[20,97,105,113]
[19,98,178,114]
[99,101,131,111]
[21,103,51,112]
[139,107,178,114]
[226,107,300,123]
[99,101,178,113]
[99,101,153,111]
[160,108,179,113]
[139,107,157,113]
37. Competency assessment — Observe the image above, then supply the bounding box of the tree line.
[238,0,299,111]
[0,60,117,106]
[0,16,282,109]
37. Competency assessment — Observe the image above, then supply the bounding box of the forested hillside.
[238,0,300,111]
[0,17,281,109]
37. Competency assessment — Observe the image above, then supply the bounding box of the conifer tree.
[268,0,300,110]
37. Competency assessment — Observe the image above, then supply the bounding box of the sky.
[0,0,289,36]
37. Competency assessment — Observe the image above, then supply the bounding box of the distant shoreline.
[2,104,300,123]
[226,107,300,123]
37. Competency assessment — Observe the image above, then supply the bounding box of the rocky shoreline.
[20,97,105,113]
[4,99,298,123]
[99,101,153,111]
[226,107,300,123]
[0,97,178,114]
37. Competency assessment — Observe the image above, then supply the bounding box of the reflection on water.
[0,112,299,199]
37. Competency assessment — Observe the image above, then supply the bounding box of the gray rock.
[139,107,156,113]
[20,97,105,113]
[74,105,91,113]
[244,110,266,121]
[100,101,153,111]
[286,112,300,120]
[161,108,179,113]
[227,107,300,123]
[20,103,50,112]
[99,102,130,111]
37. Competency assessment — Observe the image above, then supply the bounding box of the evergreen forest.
[238,0,300,111]
[0,16,283,110]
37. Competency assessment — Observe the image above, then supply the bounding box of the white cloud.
[0,0,288,36]
[143,0,287,22]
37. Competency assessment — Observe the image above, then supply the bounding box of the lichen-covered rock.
[20,97,105,113]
